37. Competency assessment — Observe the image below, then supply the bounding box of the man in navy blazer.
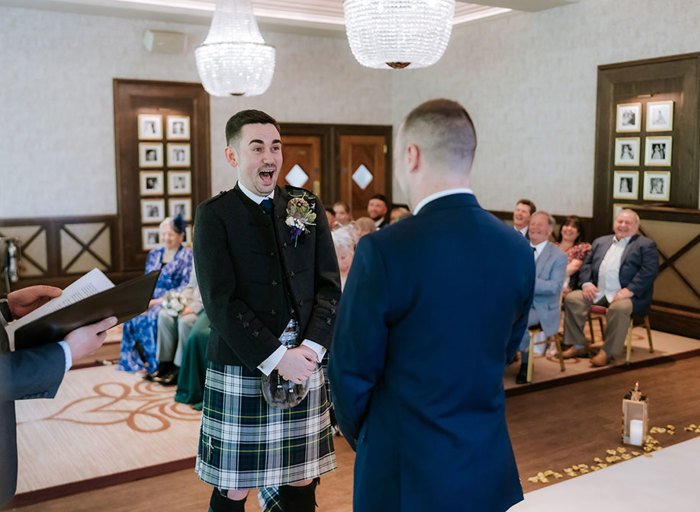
[1,286,116,507]
[515,211,567,384]
[562,209,658,366]
[329,99,535,512]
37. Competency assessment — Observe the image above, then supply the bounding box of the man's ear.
[224,145,238,167]
[406,144,421,174]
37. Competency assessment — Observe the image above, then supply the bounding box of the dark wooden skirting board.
[6,457,196,509]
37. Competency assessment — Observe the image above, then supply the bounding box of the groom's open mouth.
[258,168,276,185]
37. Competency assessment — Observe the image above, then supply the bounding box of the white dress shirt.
[237,181,326,375]
[531,240,548,261]
[412,188,474,215]
[592,235,631,303]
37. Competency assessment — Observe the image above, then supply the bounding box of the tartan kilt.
[196,360,336,490]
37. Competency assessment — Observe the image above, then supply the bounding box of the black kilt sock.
[278,478,319,512]
[209,488,246,512]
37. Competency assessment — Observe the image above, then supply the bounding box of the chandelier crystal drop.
[343,0,455,70]
[195,0,275,97]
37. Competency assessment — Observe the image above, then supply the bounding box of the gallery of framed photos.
[113,79,210,272]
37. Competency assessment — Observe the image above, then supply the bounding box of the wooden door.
[279,135,322,198]
[339,135,388,219]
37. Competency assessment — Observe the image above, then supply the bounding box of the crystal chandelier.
[195,0,275,97]
[344,0,455,70]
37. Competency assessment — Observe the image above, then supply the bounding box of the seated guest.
[562,209,658,366]
[366,193,389,229]
[515,212,567,384]
[119,215,193,373]
[353,216,377,239]
[148,265,203,384]
[332,227,355,289]
[390,204,411,224]
[324,206,335,229]
[174,311,210,410]
[332,200,352,228]
[513,198,536,238]
[554,215,591,294]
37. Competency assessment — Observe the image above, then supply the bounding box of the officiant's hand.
[64,316,118,361]
[7,285,62,319]
[277,346,316,384]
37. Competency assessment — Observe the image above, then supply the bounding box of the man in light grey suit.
[515,211,567,384]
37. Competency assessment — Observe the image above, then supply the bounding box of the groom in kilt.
[193,109,341,511]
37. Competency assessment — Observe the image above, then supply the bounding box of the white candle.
[629,419,644,446]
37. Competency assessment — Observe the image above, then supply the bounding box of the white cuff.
[301,339,326,363]
[58,341,72,373]
[257,345,287,376]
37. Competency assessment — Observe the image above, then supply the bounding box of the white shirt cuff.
[257,345,287,376]
[301,339,326,362]
[58,341,72,373]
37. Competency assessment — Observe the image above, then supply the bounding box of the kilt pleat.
[196,351,336,489]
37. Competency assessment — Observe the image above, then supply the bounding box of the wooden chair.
[526,324,565,383]
[587,306,654,364]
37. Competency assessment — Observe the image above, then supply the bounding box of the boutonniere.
[285,194,316,247]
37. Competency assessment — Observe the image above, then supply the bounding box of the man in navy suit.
[329,99,535,512]
[515,211,567,384]
[562,209,658,366]
[1,286,116,507]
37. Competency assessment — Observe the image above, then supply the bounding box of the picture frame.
[613,171,639,200]
[183,226,193,245]
[139,171,164,196]
[142,227,161,251]
[167,143,191,167]
[139,143,164,168]
[644,136,672,166]
[167,115,190,140]
[646,101,674,132]
[616,103,641,132]
[643,171,671,201]
[141,198,165,223]
[138,114,163,140]
[169,198,192,221]
[614,137,640,166]
[167,171,192,195]
[612,203,626,228]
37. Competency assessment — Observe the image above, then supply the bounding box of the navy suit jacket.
[1,323,65,507]
[329,193,535,512]
[579,234,658,316]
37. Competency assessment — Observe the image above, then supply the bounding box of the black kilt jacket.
[193,184,341,370]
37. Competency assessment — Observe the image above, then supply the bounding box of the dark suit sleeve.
[577,239,599,285]
[0,337,65,402]
[625,239,659,297]
[301,196,341,348]
[194,202,282,369]
[328,236,389,450]
[506,257,535,362]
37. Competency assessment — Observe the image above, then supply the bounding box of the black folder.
[14,270,161,350]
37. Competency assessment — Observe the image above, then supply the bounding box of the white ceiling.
[0,0,578,34]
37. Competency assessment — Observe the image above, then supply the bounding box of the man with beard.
[193,110,341,512]
[366,194,389,229]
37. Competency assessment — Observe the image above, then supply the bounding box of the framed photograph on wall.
[139,171,164,196]
[141,198,165,223]
[169,198,192,221]
[616,103,641,132]
[646,101,674,132]
[167,171,192,195]
[138,114,163,140]
[142,227,161,251]
[644,136,672,166]
[183,226,193,245]
[613,171,639,200]
[614,137,640,166]
[167,115,190,140]
[139,143,164,168]
[167,143,191,167]
[612,203,626,228]
[643,171,670,201]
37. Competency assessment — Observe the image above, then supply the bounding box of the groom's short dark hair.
[225,109,281,147]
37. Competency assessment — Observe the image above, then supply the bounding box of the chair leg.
[644,315,654,353]
[554,335,565,372]
[625,319,634,365]
[587,314,595,343]
[526,332,536,383]
[597,316,605,339]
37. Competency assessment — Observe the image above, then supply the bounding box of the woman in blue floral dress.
[118,215,193,373]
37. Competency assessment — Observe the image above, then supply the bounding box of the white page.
[6,268,114,350]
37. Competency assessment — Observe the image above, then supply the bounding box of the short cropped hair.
[400,99,477,169]
[369,194,388,207]
[517,199,537,215]
[532,211,555,229]
[225,109,281,147]
[333,200,350,213]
